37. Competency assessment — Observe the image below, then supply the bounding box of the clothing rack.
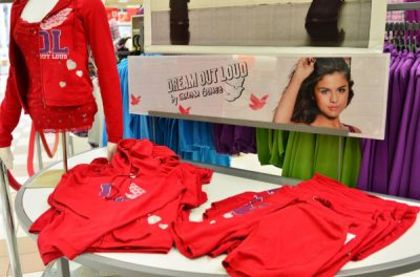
[387,1,420,12]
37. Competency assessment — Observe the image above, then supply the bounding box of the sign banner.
[128,54,390,139]
[144,0,387,54]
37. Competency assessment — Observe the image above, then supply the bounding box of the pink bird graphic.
[249,94,269,110]
[178,105,191,115]
[130,94,141,105]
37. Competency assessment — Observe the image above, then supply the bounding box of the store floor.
[0,116,93,276]
[1,76,420,276]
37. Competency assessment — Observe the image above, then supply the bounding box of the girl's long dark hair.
[291,58,354,124]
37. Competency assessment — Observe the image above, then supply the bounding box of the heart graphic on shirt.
[59,81,66,88]
[223,212,233,219]
[147,215,161,225]
[76,70,83,77]
[158,223,168,230]
[210,220,216,224]
[41,8,72,30]
[66,59,77,70]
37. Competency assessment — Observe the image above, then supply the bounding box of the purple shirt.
[408,62,420,198]
[213,124,256,155]
[358,48,400,193]
[389,53,419,196]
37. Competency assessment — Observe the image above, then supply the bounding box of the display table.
[14,148,420,277]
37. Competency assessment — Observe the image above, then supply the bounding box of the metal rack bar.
[58,132,71,276]
[36,133,44,170]
[0,162,23,277]
[61,132,68,173]
[148,111,349,138]
[387,2,420,11]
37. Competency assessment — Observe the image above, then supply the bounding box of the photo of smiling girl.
[274,57,361,133]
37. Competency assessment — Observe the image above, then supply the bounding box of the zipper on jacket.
[37,28,47,109]
[40,69,47,109]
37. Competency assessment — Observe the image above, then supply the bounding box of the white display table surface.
[15,148,420,277]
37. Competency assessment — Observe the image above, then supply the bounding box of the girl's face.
[314,72,349,120]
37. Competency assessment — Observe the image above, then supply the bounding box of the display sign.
[128,54,390,140]
[106,7,139,22]
[144,0,387,54]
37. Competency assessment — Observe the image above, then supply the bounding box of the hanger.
[389,22,399,49]
[116,37,131,62]
[385,22,392,43]
[413,22,420,52]
[392,22,402,51]
[130,34,142,56]
[406,22,414,52]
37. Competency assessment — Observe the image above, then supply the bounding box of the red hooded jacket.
[0,0,123,147]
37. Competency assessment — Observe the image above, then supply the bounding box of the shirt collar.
[14,0,72,21]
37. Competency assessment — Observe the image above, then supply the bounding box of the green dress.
[256,129,361,187]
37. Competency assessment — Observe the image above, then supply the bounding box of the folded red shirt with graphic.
[30,139,213,264]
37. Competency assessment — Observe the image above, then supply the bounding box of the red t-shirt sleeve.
[178,164,213,209]
[29,208,58,233]
[0,66,22,147]
[204,191,256,219]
